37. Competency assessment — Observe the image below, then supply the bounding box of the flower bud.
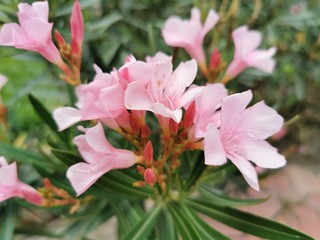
[209,48,221,69]
[181,101,196,130]
[71,0,84,56]
[144,168,156,187]
[55,30,66,49]
[143,141,153,165]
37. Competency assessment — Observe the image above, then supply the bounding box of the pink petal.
[20,183,43,205]
[220,90,252,133]
[18,16,52,44]
[239,139,286,169]
[201,9,219,37]
[146,52,172,63]
[229,153,260,191]
[99,83,125,117]
[67,161,111,196]
[125,81,153,110]
[31,1,49,22]
[73,135,102,164]
[0,162,19,185]
[204,124,227,165]
[165,59,197,97]
[233,26,262,57]
[247,47,276,73]
[151,103,182,123]
[0,23,25,46]
[53,107,82,131]
[238,101,284,139]
[84,122,114,153]
[180,85,204,107]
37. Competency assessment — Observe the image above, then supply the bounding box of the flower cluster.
[0,2,285,203]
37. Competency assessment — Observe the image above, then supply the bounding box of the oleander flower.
[125,59,203,123]
[0,156,43,205]
[53,65,129,132]
[162,8,219,66]
[190,83,227,139]
[0,1,63,66]
[204,90,286,190]
[67,122,138,196]
[224,26,276,82]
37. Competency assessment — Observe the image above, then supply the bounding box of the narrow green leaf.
[157,207,176,240]
[122,202,163,240]
[167,202,201,240]
[198,186,269,207]
[28,94,58,133]
[180,201,231,240]
[0,143,54,169]
[0,201,16,240]
[183,152,206,191]
[186,198,315,240]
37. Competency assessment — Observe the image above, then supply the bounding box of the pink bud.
[209,48,221,69]
[144,168,156,186]
[182,101,196,130]
[71,0,84,56]
[144,141,153,165]
[169,119,179,135]
[55,30,66,49]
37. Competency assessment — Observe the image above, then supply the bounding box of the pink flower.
[53,65,129,132]
[0,1,63,65]
[0,74,8,90]
[0,156,43,205]
[66,122,138,196]
[224,26,276,81]
[190,83,227,139]
[125,59,203,123]
[204,90,286,191]
[162,8,219,66]
[70,0,84,56]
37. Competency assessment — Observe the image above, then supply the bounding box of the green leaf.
[198,186,269,207]
[185,198,315,240]
[157,207,176,240]
[0,201,17,240]
[0,142,54,169]
[183,152,206,191]
[180,201,231,240]
[122,202,163,240]
[28,94,58,133]
[166,202,201,240]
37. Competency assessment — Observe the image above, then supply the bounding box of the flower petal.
[53,107,82,131]
[204,124,227,165]
[125,81,153,110]
[239,101,284,139]
[229,153,260,191]
[239,139,286,169]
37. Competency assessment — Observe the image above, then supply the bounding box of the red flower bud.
[209,48,221,69]
[143,141,153,165]
[144,168,156,186]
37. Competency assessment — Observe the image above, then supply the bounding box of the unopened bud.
[136,165,145,175]
[182,101,196,130]
[129,113,140,133]
[133,181,145,187]
[55,30,66,49]
[143,141,153,165]
[141,124,151,139]
[71,0,84,56]
[144,168,156,187]
[209,48,221,69]
[169,119,179,135]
